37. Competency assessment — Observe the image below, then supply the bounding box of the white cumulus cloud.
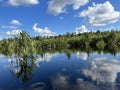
[33,23,56,36]
[6,30,22,36]
[8,0,39,6]
[79,1,120,26]
[75,25,89,34]
[9,25,18,29]
[48,0,89,15]
[1,25,18,29]
[10,19,22,26]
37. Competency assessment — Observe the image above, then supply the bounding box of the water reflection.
[9,54,36,82]
[35,53,57,67]
[30,82,46,90]
[51,74,70,90]
[51,74,99,90]
[82,57,120,85]
[0,51,120,90]
[76,52,88,60]
[9,53,57,82]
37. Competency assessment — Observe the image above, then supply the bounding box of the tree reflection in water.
[9,52,57,82]
[2,51,120,90]
[10,54,36,82]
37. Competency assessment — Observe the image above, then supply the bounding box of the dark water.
[0,52,120,90]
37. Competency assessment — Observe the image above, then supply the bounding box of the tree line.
[0,30,120,55]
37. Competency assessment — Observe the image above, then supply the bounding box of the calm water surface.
[0,52,120,90]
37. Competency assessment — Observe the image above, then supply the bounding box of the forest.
[0,30,120,56]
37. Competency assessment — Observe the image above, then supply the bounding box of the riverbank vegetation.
[1,30,120,82]
[0,30,120,55]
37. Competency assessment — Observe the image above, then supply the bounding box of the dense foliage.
[0,30,120,55]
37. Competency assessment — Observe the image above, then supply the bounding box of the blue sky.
[0,0,120,39]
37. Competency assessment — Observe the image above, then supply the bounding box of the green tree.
[96,40,105,50]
